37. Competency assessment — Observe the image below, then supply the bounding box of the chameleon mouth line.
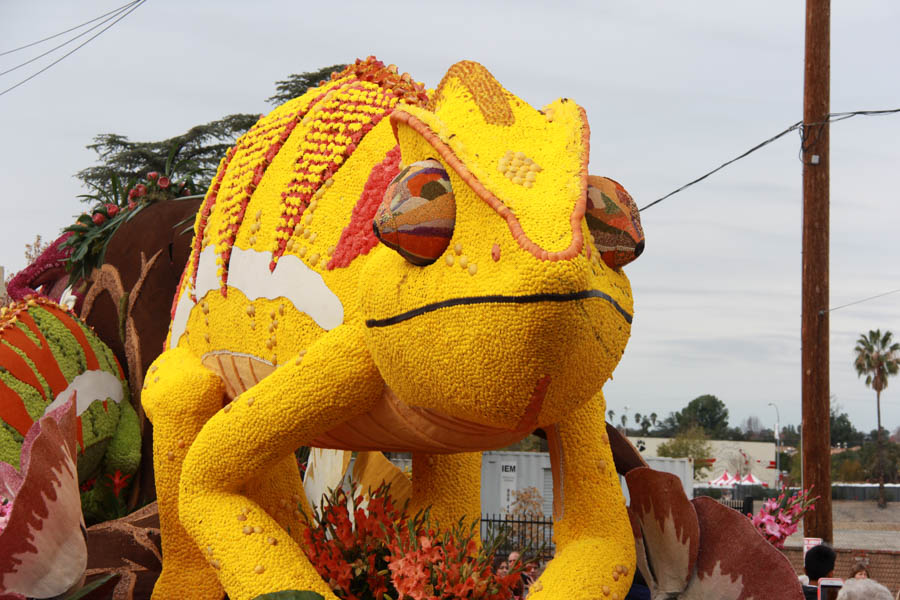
[365,289,633,328]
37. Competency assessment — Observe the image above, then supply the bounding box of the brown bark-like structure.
[801,0,832,542]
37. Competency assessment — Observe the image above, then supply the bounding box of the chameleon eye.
[373,159,456,266]
[585,176,645,269]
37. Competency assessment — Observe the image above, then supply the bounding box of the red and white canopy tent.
[708,470,738,487]
[739,472,768,487]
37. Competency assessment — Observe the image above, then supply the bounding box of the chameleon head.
[361,61,643,432]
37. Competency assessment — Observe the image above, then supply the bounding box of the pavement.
[783,500,900,551]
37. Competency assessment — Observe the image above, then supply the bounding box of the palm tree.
[853,329,900,508]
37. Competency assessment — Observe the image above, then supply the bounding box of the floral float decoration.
[143,56,645,600]
[62,169,197,287]
[5,232,77,307]
[0,296,139,525]
[749,487,818,550]
[625,467,805,599]
[0,398,86,599]
[300,483,520,600]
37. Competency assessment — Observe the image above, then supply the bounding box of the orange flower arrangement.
[301,484,520,600]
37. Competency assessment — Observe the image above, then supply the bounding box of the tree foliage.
[674,394,730,439]
[657,426,714,480]
[75,64,350,204]
[830,406,864,448]
[76,114,259,200]
[853,329,900,507]
[266,64,347,105]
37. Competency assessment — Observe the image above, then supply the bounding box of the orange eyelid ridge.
[389,110,588,262]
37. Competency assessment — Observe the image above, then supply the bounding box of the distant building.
[627,435,778,486]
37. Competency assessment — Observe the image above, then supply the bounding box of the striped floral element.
[210,102,318,293]
[585,175,645,269]
[183,147,236,304]
[327,145,402,270]
[0,297,126,457]
[270,81,400,269]
[373,159,456,266]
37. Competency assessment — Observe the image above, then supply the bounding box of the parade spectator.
[846,562,868,580]
[802,544,836,600]
[835,577,892,600]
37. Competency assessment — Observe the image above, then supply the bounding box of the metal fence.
[716,496,755,516]
[480,514,555,560]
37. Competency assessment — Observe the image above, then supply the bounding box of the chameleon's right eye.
[373,158,456,266]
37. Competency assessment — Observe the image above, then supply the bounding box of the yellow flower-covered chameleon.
[143,57,644,600]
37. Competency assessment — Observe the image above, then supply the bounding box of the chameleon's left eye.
[585,175,645,269]
[373,159,456,266]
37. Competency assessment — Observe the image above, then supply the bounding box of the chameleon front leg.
[177,323,383,600]
[409,452,482,531]
[529,391,635,600]
[142,346,227,600]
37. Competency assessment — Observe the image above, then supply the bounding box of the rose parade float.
[1,57,806,600]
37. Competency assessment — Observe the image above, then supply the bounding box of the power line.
[0,3,140,78]
[0,1,141,57]
[640,108,900,212]
[822,288,900,314]
[0,1,145,99]
[639,120,802,212]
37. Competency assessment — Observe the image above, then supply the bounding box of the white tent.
[740,472,767,487]
[709,470,736,487]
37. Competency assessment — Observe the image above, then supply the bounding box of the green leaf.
[65,573,119,599]
[251,591,325,600]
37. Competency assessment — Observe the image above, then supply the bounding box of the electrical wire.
[640,108,900,212]
[639,121,802,212]
[0,1,141,57]
[0,0,145,99]
[0,3,140,78]
[822,288,900,314]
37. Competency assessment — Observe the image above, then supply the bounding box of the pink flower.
[147,172,159,181]
[158,177,170,189]
[127,188,137,200]
[134,184,147,197]
[92,213,105,225]
[0,499,10,535]
[106,204,119,217]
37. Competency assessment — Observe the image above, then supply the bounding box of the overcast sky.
[1,1,898,435]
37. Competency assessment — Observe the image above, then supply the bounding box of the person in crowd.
[521,558,539,596]
[495,558,510,578]
[802,544,837,600]
[506,552,524,599]
[846,562,869,580]
[836,577,893,600]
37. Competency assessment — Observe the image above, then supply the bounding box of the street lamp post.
[768,403,781,490]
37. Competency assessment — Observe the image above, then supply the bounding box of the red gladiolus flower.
[92,213,106,225]
[147,172,159,181]
[105,470,131,498]
[127,188,137,200]
[128,200,137,210]
[134,184,147,197]
[106,204,119,217]
[158,177,170,189]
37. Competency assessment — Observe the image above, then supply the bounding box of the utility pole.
[801,0,832,543]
